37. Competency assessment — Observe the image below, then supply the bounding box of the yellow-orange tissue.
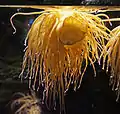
[12,9,111,113]
[101,25,120,101]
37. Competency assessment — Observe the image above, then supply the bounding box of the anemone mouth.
[57,15,87,45]
[59,25,87,45]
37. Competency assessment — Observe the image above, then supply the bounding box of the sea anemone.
[101,25,120,101]
[11,8,111,113]
[10,92,41,114]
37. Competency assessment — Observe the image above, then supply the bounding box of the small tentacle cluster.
[12,9,111,113]
[101,25,120,101]
[10,92,41,114]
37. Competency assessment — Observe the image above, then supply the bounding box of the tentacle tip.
[18,73,22,79]
[110,22,113,26]
[106,69,108,73]
[110,75,113,78]
[64,89,68,94]
[37,88,39,91]
[77,85,81,89]
[116,97,119,102]
[24,43,26,46]
[115,88,118,91]
[94,73,96,77]
[74,88,76,91]
[13,31,16,34]
[98,60,101,65]
[102,67,104,70]
[42,101,44,104]
[112,88,114,91]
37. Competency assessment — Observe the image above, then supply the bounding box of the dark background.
[0,1,120,114]
[0,0,120,5]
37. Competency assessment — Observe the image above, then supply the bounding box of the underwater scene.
[0,2,120,114]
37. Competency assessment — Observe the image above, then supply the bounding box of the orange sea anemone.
[11,8,111,113]
[101,25,120,101]
[10,92,41,114]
